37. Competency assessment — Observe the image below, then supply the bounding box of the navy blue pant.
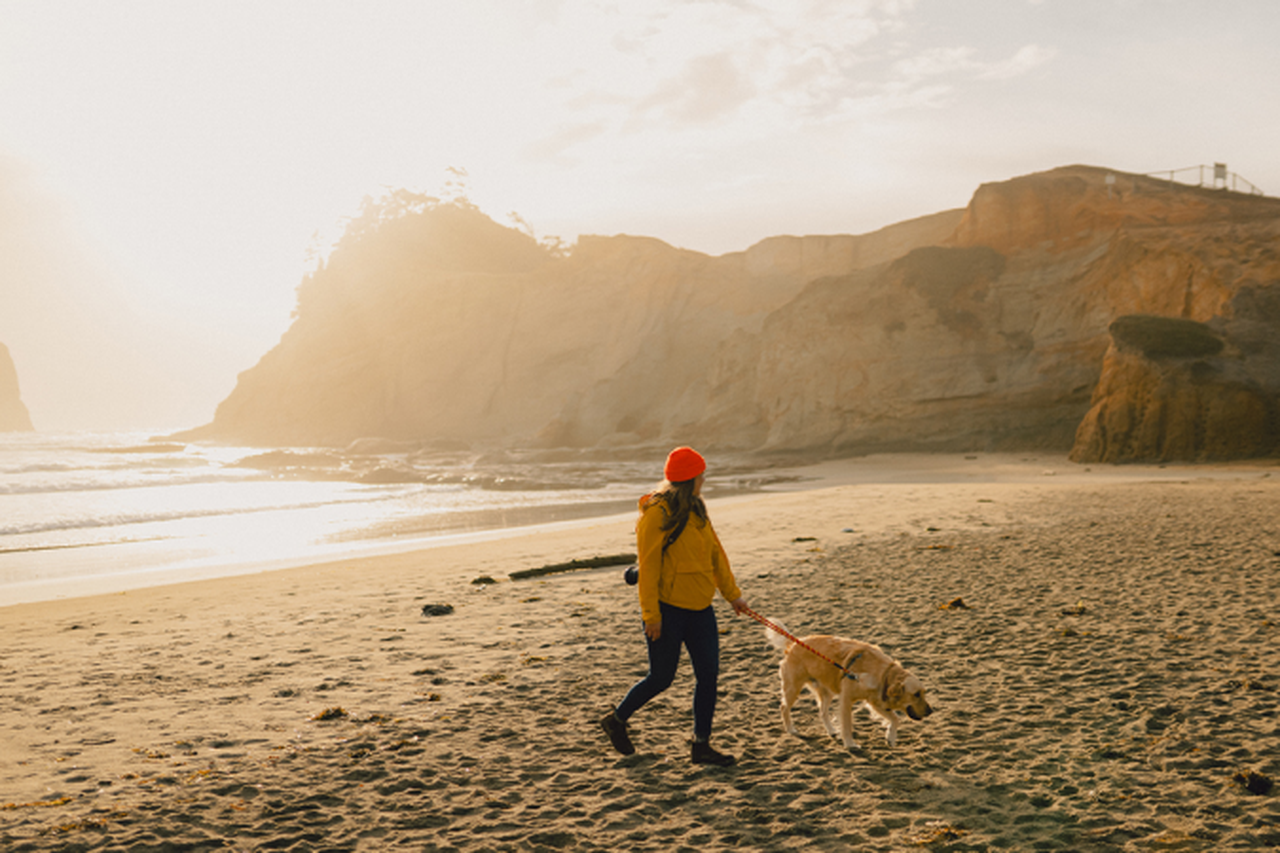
[615,601,720,740]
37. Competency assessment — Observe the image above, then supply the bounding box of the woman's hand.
[644,620,662,641]
[731,596,750,615]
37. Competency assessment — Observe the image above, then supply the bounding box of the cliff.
[180,199,962,448]
[1070,305,1280,463]
[0,342,34,431]
[689,166,1280,458]
[182,166,1280,461]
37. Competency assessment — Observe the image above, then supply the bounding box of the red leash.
[741,605,860,679]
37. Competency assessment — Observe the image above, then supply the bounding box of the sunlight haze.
[1,0,1277,431]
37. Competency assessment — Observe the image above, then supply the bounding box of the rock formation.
[1071,308,1280,463]
[1066,188,1280,462]
[0,342,34,431]
[181,166,1280,462]
[179,198,962,448]
[693,167,1280,458]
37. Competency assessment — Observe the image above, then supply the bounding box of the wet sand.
[2,454,1279,851]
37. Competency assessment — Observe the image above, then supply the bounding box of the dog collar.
[880,663,902,701]
[841,651,863,679]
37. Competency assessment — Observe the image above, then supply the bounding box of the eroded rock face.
[0,342,34,432]
[181,166,1280,461]
[180,203,962,448]
[949,165,1280,255]
[1071,307,1280,463]
[687,244,1089,453]
[682,169,1280,457]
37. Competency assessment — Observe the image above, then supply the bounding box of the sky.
[1,0,1278,432]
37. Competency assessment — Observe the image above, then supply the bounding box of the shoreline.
[6,451,1274,609]
[2,454,1278,850]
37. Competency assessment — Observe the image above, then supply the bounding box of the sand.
[2,454,1279,851]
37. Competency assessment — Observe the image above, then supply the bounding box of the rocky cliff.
[181,199,962,448]
[182,166,1280,461]
[0,342,34,431]
[690,167,1280,458]
[1071,301,1280,463]
[1063,182,1280,462]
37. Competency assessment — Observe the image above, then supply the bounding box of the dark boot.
[601,711,635,755]
[691,740,736,766]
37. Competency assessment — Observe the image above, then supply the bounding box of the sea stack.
[0,342,34,431]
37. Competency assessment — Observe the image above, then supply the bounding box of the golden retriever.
[765,621,933,749]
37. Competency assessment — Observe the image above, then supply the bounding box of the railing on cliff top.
[1144,163,1267,196]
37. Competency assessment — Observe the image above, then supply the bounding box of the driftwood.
[509,553,637,580]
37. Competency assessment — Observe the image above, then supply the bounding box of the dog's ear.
[883,666,906,703]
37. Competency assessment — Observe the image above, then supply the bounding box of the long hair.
[647,477,707,554]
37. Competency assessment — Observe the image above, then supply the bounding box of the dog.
[765,621,932,749]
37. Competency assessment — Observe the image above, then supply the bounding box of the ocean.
[0,432,710,606]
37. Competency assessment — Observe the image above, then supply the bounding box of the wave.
[0,535,173,556]
[0,492,388,538]
[0,470,260,497]
[0,434,668,561]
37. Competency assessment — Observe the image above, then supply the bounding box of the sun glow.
[1,1,1277,431]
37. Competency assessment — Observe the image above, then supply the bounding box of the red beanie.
[664,446,706,483]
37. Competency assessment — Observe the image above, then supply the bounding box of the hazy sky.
[1,0,1278,431]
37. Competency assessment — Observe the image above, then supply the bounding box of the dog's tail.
[763,619,792,652]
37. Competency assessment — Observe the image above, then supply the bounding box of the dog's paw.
[842,739,860,750]
[884,729,898,746]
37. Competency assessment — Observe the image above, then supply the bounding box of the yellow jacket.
[636,495,742,625]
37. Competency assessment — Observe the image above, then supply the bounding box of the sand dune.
[2,456,1279,851]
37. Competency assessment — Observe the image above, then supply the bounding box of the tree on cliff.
[337,189,461,248]
[293,190,555,319]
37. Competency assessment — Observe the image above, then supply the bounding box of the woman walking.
[601,446,749,766]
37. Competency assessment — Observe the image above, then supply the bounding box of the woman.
[601,446,749,766]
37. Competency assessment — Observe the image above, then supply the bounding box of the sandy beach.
[2,454,1278,851]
